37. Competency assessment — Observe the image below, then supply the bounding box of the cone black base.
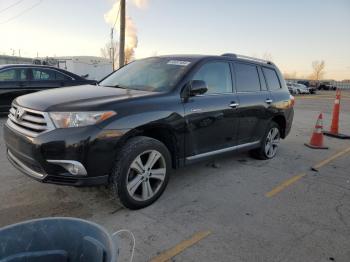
[323,131,350,139]
[304,143,329,150]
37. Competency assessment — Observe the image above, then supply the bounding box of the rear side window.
[192,62,233,94]
[18,69,27,80]
[262,67,281,90]
[32,68,56,81]
[234,63,261,92]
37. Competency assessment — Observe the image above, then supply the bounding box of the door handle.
[265,99,273,104]
[229,102,239,108]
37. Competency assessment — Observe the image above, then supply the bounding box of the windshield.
[99,57,192,92]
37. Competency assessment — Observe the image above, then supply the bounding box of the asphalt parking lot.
[0,91,349,262]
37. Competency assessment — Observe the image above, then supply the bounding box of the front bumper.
[4,122,125,186]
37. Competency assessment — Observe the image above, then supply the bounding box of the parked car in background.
[287,82,310,94]
[318,82,337,90]
[297,80,317,94]
[296,83,310,94]
[4,54,294,209]
[286,82,296,94]
[0,64,97,112]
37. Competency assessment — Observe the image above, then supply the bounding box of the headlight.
[49,111,116,128]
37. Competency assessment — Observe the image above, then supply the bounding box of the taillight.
[290,95,295,107]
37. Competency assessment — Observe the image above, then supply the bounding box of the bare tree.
[124,46,135,64]
[100,41,136,67]
[262,52,273,62]
[100,41,119,67]
[311,60,325,81]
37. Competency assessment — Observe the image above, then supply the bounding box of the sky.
[0,0,349,80]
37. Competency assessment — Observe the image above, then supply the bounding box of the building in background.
[0,55,113,81]
[0,55,33,65]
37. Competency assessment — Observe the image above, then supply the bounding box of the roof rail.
[221,53,237,58]
[221,53,272,64]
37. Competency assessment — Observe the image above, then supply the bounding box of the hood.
[15,85,155,111]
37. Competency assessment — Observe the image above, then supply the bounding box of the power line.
[0,0,43,25]
[113,3,121,30]
[0,0,25,14]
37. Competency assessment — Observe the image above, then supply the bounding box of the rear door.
[233,62,271,145]
[184,61,240,157]
[261,66,289,108]
[27,67,61,90]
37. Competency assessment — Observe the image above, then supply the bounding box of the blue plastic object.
[0,217,118,262]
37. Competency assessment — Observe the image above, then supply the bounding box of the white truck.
[55,56,113,81]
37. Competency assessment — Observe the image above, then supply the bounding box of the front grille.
[7,105,55,137]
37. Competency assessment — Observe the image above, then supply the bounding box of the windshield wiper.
[98,84,128,89]
[113,84,128,89]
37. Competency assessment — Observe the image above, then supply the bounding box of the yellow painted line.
[265,173,306,198]
[312,146,350,171]
[149,231,211,262]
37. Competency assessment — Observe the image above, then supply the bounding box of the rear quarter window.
[56,72,72,80]
[262,67,281,90]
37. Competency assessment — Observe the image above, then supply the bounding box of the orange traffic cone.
[305,113,329,149]
[324,90,350,139]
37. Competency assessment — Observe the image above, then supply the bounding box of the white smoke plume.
[104,0,148,63]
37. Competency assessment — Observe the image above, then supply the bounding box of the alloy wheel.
[126,150,166,201]
[265,127,280,158]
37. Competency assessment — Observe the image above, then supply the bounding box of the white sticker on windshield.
[167,60,191,66]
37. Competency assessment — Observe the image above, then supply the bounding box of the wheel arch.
[271,115,287,138]
[115,124,180,169]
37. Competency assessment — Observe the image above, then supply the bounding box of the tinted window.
[0,69,16,81]
[32,68,56,80]
[235,63,260,92]
[192,62,233,94]
[18,69,27,80]
[258,67,267,91]
[263,67,281,90]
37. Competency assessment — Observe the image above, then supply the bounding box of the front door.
[0,68,30,111]
[184,61,240,158]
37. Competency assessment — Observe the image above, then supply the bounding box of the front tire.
[111,136,171,209]
[251,122,281,160]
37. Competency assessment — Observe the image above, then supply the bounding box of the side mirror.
[188,80,208,96]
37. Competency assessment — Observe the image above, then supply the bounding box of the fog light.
[47,160,87,176]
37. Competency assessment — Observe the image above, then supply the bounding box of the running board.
[186,141,260,161]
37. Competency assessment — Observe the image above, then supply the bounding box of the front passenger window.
[192,62,233,94]
[0,69,16,81]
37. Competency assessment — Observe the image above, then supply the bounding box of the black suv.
[4,54,294,209]
[0,64,96,112]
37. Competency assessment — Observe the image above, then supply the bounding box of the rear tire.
[250,122,281,160]
[110,136,171,209]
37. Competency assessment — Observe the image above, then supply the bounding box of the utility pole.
[119,0,126,68]
[110,28,115,70]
